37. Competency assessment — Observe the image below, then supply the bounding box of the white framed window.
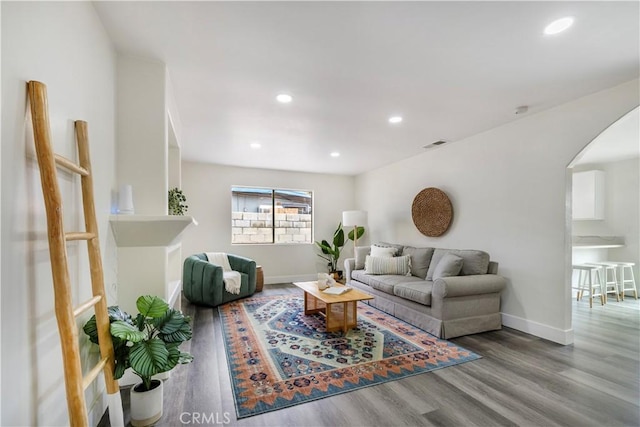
[231,186,313,244]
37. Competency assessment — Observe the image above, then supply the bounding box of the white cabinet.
[572,170,605,220]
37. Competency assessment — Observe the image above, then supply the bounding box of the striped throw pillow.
[365,255,412,276]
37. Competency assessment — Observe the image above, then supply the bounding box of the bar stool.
[572,264,605,308]
[610,262,637,300]
[588,262,620,303]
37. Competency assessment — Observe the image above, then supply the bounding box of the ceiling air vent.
[423,140,448,150]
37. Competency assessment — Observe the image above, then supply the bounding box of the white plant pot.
[130,379,163,427]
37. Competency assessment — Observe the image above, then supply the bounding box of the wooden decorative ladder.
[27,81,124,427]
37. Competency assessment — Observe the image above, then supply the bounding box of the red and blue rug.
[218,294,480,418]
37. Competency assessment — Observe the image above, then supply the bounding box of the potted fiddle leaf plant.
[315,222,365,279]
[84,295,193,427]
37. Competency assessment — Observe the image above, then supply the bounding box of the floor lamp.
[342,210,368,248]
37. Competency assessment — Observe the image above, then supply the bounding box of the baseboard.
[501,313,574,345]
[168,279,182,308]
[265,273,317,285]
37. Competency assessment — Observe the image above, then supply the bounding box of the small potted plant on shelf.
[315,222,365,280]
[168,187,188,215]
[83,295,193,427]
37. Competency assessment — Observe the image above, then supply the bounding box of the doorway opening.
[566,106,639,340]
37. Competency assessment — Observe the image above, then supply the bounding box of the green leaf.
[152,309,183,334]
[114,358,127,380]
[83,315,99,344]
[165,343,181,372]
[158,320,192,343]
[333,226,345,247]
[134,313,145,331]
[315,240,332,255]
[129,338,169,381]
[327,247,340,258]
[111,320,146,342]
[136,295,169,318]
[153,309,193,343]
[107,306,133,323]
[347,226,365,241]
[84,305,134,345]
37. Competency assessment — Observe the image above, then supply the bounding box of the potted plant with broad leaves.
[83,295,193,427]
[315,222,365,280]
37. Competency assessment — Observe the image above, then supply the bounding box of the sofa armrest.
[228,254,257,292]
[432,274,506,299]
[183,255,223,283]
[228,254,256,274]
[182,255,224,305]
[344,258,355,283]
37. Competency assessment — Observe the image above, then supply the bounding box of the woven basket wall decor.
[411,187,453,237]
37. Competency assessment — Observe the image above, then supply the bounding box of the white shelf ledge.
[572,235,624,249]
[109,215,197,247]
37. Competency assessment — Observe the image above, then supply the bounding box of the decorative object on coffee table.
[411,187,453,237]
[218,294,481,419]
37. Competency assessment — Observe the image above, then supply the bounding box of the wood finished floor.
[104,284,640,426]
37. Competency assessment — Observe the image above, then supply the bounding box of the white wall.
[355,80,639,344]
[1,2,116,425]
[572,158,640,281]
[181,162,355,283]
[116,56,167,215]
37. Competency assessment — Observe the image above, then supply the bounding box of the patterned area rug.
[219,294,481,419]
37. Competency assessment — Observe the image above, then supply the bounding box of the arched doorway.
[566,106,639,333]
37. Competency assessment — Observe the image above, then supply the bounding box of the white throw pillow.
[354,246,371,270]
[370,245,397,258]
[365,255,411,276]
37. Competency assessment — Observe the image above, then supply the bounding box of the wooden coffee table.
[293,281,374,334]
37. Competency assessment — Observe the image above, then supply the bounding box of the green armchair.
[183,253,257,307]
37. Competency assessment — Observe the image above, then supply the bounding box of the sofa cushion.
[427,249,491,280]
[393,282,434,306]
[351,270,424,295]
[373,242,404,256]
[401,246,435,279]
[432,253,464,279]
[365,255,411,276]
[370,245,397,258]
[354,246,371,270]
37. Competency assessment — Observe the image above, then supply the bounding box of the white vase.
[118,184,135,214]
[130,379,163,427]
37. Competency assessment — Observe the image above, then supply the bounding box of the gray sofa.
[344,243,506,339]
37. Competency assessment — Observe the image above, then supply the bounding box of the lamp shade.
[342,210,367,227]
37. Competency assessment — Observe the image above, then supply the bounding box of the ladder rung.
[54,154,89,176]
[82,356,109,390]
[65,232,96,241]
[73,295,102,318]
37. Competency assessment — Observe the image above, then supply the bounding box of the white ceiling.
[94,1,640,175]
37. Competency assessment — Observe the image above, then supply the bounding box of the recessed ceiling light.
[544,17,574,35]
[388,116,403,124]
[250,142,261,149]
[330,152,340,157]
[276,93,293,103]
